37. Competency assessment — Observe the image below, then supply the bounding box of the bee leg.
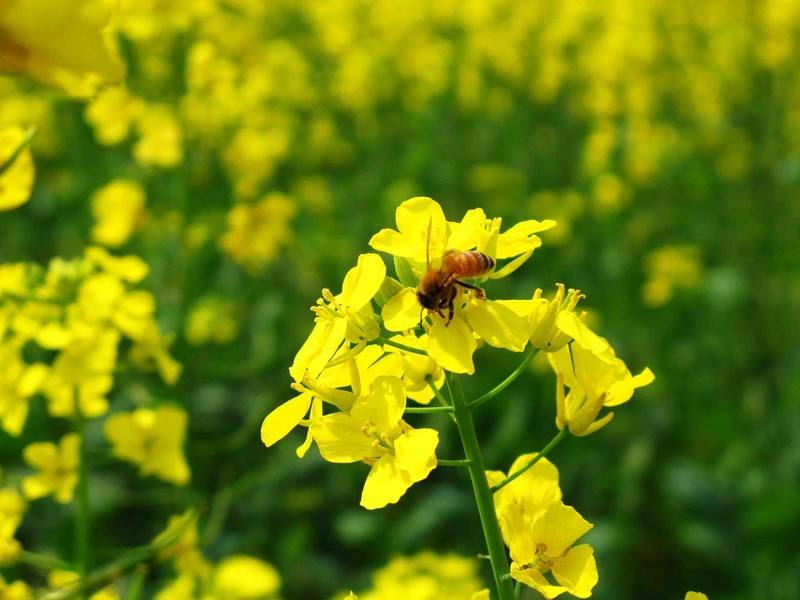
[454,279,486,298]
[445,286,457,326]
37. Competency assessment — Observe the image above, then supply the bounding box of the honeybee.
[416,223,494,324]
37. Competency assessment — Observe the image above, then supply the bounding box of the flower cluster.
[263,198,653,597]
[153,512,281,600]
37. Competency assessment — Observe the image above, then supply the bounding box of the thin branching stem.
[376,335,428,356]
[490,429,568,493]
[469,346,539,410]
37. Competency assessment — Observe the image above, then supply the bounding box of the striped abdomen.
[441,250,494,278]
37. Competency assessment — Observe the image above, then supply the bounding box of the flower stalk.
[73,403,91,581]
[450,377,516,600]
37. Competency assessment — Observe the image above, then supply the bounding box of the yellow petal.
[0,126,35,211]
[530,502,593,557]
[360,454,410,510]
[427,317,476,374]
[684,593,709,600]
[341,253,386,310]
[464,299,528,351]
[556,312,610,356]
[496,219,556,259]
[312,413,380,463]
[510,563,568,599]
[382,288,421,331]
[551,544,598,599]
[487,250,533,279]
[369,228,419,258]
[447,208,486,250]
[22,441,57,469]
[260,393,312,447]
[213,555,281,598]
[394,428,438,482]
[296,398,322,458]
[351,376,406,431]
[290,317,347,381]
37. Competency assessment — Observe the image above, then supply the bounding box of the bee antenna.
[418,305,424,330]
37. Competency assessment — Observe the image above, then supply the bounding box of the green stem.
[376,336,429,356]
[74,405,91,582]
[124,566,147,600]
[17,550,73,572]
[404,405,453,414]
[490,428,567,493]
[436,458,471,467]
[469,346,539,410]
[450,377,515,600]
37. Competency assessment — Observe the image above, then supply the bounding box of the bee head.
[416,288,436,310]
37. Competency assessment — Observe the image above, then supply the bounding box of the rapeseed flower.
[104,405,190,485]
[0,575,31,599]
[219,193,296,273]
[0,342,47,435]
[549,336,654,437]
[0,487,25,564]
[374,197,553,373]
[47,570,118,600]
[350,551,486,600]
[489,456,597,599]
[90,179,147,247]
[311,375,438,509]
[22,433,80,503]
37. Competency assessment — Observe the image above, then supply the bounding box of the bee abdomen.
[445,251,495,277]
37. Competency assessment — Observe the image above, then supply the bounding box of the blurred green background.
[1,0,799,598]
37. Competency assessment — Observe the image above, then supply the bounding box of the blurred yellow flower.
[684,593,708,600]
[0,125,34,211]
[219,193,296,273]
[185,297,239,346]
[643,245,703,307]
[211,555,281,599]
[353,551,486,600]
[84,86,142,145]
[0,486,25,564]
[0,0,124,96]
[133,105,183,167]
[22,433,80,503]
[0,341,48,435]
[311,375,438,509]
[90,179,147,247]
[0,575,31,600]
[104,405,190,485]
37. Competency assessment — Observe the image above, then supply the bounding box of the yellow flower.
[0,342,47,435]
[311,376,438,509]
[263,343,399,456]
[0,0,124,96]
[104,405,190,485]
[369,196,555,279]
[22,433,80,503]
[0,487,26,564]
[84,86,142,145]
[0,575,31,600]
[374,198,556,373]
[85,247,149,283]
[185,297,239,346]
[42,328,118,418]
[211,555,281,599]
[128,322,183,385]
[684,593,708,600]
[353,551,486,600]
[490,456,597,599]
[549,333,654,437]
[499,284,594,353]
[643,245,703,307]
[382,334,444,404]
[219,193,296,273]
[506,500,598,599]
[154,511,210,579]
[133,104,183,167]
[0,125,34,211]
[290,253,385,382]
[90,179,147,247]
